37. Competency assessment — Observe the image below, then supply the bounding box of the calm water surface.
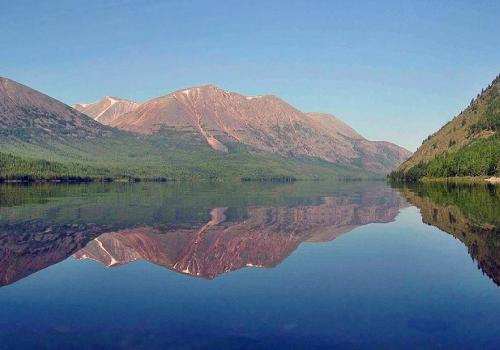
[0,181,498,349]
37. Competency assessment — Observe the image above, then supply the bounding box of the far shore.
[419,176,500,185]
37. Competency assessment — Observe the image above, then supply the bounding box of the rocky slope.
[0,77,112,139]
[110,85,411,173]
[74,96,139,125]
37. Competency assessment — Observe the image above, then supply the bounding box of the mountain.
[0,77,353,181]
[0,77,111,139]
[391,74,500,181]
[0,77,409,180]
[110,85,411,173]
[74,96,139,125]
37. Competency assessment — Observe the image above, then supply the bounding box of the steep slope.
[74,96,139,125]
[392,74,500,181]
[0,77,112,139]
[111,85,411,173]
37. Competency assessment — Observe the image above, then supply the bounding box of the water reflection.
[395,183,500,285]
[0,182,407,285]
[74,193,406,278]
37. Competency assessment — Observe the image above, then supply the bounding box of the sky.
[1,0,499,151]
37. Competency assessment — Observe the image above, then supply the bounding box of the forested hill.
[391,74,500,181]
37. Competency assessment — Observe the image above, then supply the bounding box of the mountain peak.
[74,95,139,125]
[172,84,228,96]
[110,85,411,173]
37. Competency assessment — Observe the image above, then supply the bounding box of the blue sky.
[1,0,499,151]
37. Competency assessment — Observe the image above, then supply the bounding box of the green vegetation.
[390,135,499,181]
[0,131,375,182]
[0,181,391,225]
[396,182,500,226]
[469,77,500,133]
[391,74,500,182]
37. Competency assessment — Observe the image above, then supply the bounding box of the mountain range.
[1,77,411,181]
[75,85,410,173]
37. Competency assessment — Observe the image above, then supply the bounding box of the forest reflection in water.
[394,182,500,285]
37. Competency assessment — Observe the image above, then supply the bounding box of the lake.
[0,181,498,349]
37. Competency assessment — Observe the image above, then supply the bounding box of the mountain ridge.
[0,77,410,180]
[99,84,411,173]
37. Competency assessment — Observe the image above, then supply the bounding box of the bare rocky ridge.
[74,96,139,125]
[109,85,411,173]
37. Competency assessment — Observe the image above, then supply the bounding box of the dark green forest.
[0,132,370,182]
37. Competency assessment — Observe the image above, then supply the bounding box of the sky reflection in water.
[0,182,498,349]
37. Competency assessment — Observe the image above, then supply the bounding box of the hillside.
[391,74,500,181]
[109,85,411,173]
[0,77,112,139]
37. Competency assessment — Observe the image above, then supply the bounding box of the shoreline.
[0,175,386,185]
[419,176,500,185]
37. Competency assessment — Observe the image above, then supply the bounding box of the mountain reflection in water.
[395,183,500,286]
[1,182,499,350]
[74,194,406,278]
[0,182,407,285]
[1,181,498,288]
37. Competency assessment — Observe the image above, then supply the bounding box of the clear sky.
[1,0,499,151]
